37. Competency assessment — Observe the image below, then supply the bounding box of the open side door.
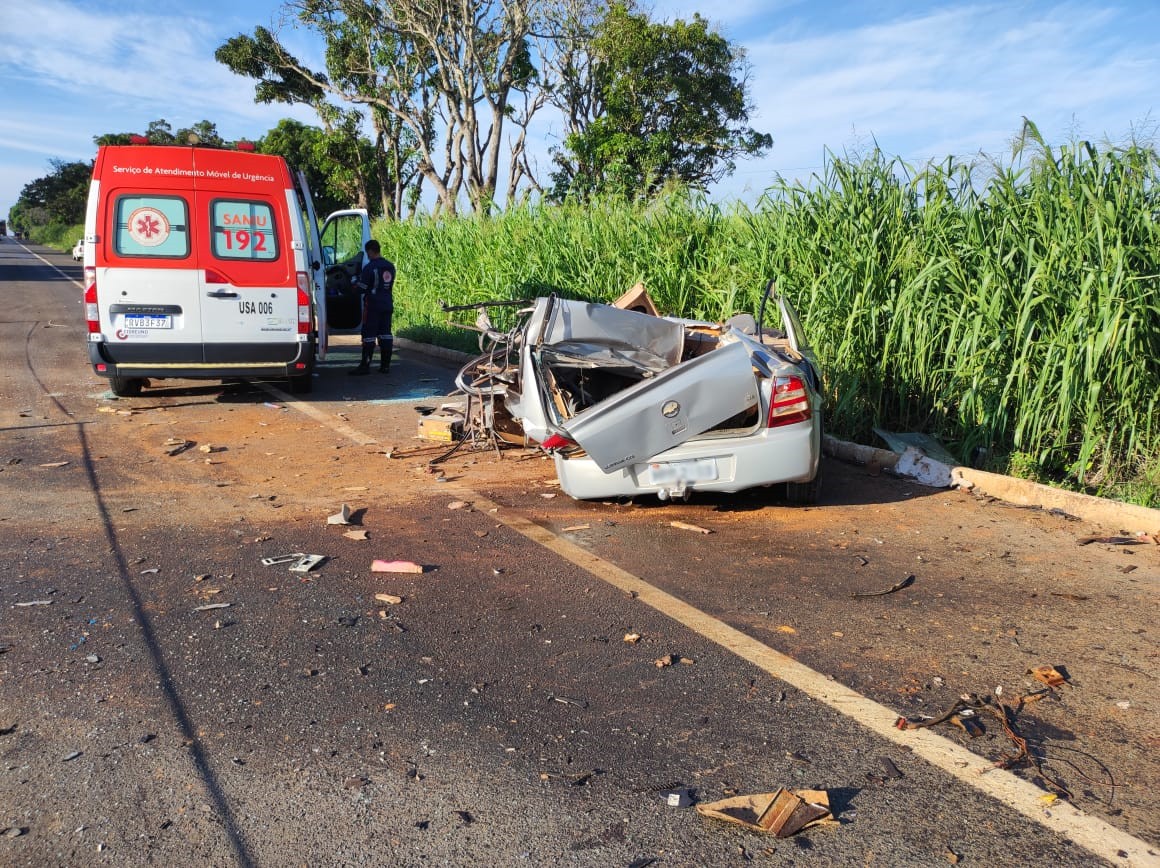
[318,209,371,334]
[559,339,758,473]
[296,171,329,360]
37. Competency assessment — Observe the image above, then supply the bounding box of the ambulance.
[81,140,370,395]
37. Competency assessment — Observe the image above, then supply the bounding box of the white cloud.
[711,2,1159,198]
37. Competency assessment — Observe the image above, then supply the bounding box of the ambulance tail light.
[296,272,311,334]
[84,267,100,333]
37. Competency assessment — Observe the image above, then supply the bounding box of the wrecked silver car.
[450,286,823,502]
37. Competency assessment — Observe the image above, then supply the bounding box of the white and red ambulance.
[81,140,370,395]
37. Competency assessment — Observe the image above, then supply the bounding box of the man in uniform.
[349,239,395,375]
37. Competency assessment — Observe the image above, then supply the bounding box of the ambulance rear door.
[195,193,301,363]
[99,191,204,359]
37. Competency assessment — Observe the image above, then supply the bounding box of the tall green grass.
[378,134,1160,504]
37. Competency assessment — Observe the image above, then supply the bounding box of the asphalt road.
[1,238,1158,867]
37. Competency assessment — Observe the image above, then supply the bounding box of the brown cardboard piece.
[695,788,834,838]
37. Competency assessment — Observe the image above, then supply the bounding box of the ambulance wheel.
[288,372,313,394]
[110,376,144,397]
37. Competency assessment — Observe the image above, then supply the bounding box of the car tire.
[784,464,821,505]
[109,376,145,398]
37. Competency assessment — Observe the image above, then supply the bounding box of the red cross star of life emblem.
[126,206,171,247]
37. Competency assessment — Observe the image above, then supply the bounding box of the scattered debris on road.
[371,560,425,574]
[1028,665,1068,689]
[374,593,403,605]
[289,554,326,573]
[661,787,694,808]
[163,438,193,456]
[670,520,712,534]
[1075,535,1143,546]
[850,574,915,598]
[695,788,834,837]
[328,503,353,525]
[194,603,232,612]
[344,529,369,541]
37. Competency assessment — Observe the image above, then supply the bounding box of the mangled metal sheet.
[558,339,758,472]
[534,297,686,373]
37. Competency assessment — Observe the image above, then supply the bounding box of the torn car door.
[559,339,758,473]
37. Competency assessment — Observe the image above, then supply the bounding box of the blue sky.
[1,0,1157,219]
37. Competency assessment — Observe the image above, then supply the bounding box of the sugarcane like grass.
[378,132,1160,506]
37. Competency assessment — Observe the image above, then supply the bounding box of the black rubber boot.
[378,337,393,373]
[349,343,374,375]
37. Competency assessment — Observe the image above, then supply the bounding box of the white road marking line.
[257,382,379,446]
[279,381,1157,868]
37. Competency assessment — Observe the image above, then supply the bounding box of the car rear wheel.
[784,464,821,505]
[109,376,145,398]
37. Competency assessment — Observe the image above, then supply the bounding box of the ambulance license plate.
[124,314,172,329]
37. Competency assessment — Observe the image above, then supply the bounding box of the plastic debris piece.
[140,568,159,575]
[344,529,369,541]
[261,553,305,566]
[288,554,326,573]
[39,461,70,468]
[1028,665,1067,688]
[447,501,469,510]
[198,444,224,453]
[623,632,642,644]
[62,751,82,762]
[194,603,232,612]
[15,600,53,607]
[892,445,953,487]
[777,625,797,634]
[662,787,694,808]
[563,524,591,532]
[670,520,711,534]
[372,560,425,574]
[375,593,403,605]
[327,503,353,525]
[696,789,833,837]
[163,439,193,456]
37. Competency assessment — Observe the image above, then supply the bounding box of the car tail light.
[767,375,811,427]
[83,267,100,333]
[296,272,311,334]
[540,432,577,451]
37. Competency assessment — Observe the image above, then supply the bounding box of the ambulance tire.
[110,376,145,398]
[289,372,313,394]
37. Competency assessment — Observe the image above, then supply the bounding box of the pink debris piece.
[371,559,425,574]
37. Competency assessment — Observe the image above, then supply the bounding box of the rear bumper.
[553,420,820,500]
[89,339,313,380]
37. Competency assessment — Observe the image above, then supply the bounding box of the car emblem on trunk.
[661,400,681,418]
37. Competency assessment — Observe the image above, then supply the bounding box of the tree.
[14,159,92,228]
[549,3,771,200]
[259,117,385,216]
[217,22,407,217]
[217,0,543,216]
